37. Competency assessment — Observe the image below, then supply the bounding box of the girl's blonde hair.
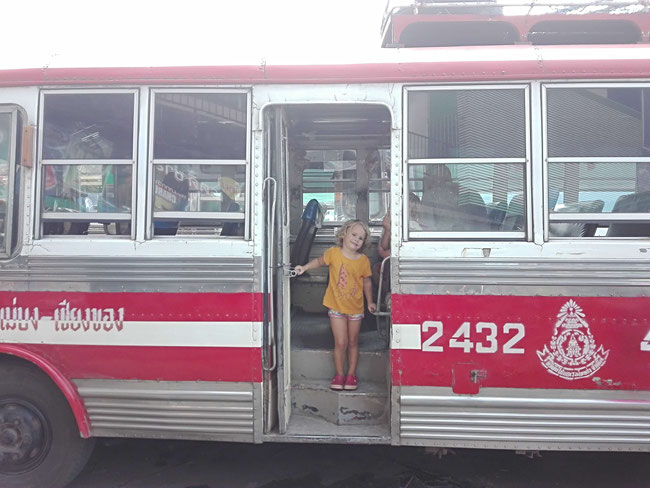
[336,220,371,252]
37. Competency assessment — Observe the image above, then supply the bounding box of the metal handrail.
[262,177,277,372]
[372,256,392,317]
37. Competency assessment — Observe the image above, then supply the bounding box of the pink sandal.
[343,375,358,390]
[330,375,345,390]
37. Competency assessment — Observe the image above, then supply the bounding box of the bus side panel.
[390,293,650,450]
[0,291,264,443]
[392,294,649,390]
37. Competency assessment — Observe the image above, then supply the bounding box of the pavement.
[68,439,649,488]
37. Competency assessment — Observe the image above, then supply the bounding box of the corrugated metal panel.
[75,379,259,443]
[0,256,257,292]
[398,258,650,287]
[27,256,255,282]
[397,386,650,450]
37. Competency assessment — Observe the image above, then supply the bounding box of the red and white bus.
[1,2,650,486]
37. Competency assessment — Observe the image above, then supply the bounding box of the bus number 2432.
[422,321,525,354]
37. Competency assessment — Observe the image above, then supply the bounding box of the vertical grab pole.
[373,256,391,345]
[263,177,278,372]
[374,256,391,316]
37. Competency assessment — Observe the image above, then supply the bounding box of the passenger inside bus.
[418,164,489,231]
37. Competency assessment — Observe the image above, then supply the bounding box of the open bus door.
[262,106,292,435]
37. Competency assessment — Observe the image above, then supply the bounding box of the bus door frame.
[263,105,292,435]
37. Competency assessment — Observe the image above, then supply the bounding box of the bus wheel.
[0,361,95,488]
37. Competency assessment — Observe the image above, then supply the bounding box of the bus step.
[291,380,389,426]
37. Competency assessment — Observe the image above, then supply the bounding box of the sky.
[3,0,389,69]
[5,0,645,70]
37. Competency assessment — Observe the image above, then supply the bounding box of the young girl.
[294,220,376,391]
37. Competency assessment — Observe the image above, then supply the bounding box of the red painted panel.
[0,291,263,322]
[0,292,265,385]
[0,46,650,87]
[392,294,650,391]
[18,344,262,383]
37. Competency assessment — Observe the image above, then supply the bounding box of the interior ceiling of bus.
[285,105,391,150]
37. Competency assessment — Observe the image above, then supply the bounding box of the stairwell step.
[291,349,389,384]
[292,380,389,426]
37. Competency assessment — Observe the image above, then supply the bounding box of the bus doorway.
[264,103,393,442]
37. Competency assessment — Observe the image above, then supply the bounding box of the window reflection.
[547,87,650,158]
[42,93,134,160]
[153,93,247,160]
[408,89,526,159]
[42,165,132,214]
[153,164,246,214]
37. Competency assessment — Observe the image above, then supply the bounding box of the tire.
[0,360,95,488]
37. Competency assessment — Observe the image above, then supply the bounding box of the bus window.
[302,150,357,224]
[406,87,528,238]
[301,149,390,225]
[0,108,22,255]
[151,91,248,237]
[546,85,650,238]
[39,91,136,237]
[0,113,10,251]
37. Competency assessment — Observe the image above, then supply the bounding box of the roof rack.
[381,1,650,47]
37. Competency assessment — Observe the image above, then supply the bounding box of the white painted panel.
[392,323,421,350]
[0,320,262,348]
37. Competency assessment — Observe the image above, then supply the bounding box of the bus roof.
[0,44,649,87]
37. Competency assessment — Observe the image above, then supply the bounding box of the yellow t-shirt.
[322,246,372,314]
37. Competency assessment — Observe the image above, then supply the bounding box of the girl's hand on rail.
[293,265,306,276]
[368,302,377,313]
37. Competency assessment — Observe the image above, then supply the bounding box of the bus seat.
[457,188,488,230]
[290,199,325,266]
[486,201,507,230]
[420,181,459,231]
[549,200,604,237]
[501,193,525,231]
[606,191,650,237]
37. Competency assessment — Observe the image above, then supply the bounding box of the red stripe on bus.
[20,344,263,383]
[391,294,650,391]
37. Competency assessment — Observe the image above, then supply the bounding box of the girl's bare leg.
[346,319,362,377]
[329,316,349,376]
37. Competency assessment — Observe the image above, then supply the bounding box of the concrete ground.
[68,439,649,488]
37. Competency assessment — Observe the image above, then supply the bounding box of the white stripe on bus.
[0,321,262,348]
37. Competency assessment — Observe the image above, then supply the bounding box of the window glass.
[368,149,390,222]
[43,93,134,160]
[40,92,135,237]
[408,89,526,159]
[153,164,245,214]
[0,113,11,250]
[548,162,650,237]
[301,150,357,223]
[153,93,247,160]
[42,165,132,214]
[547,87,650,158]
[408,163,525,232]
[546,86,650,238]
[549,162,650,213]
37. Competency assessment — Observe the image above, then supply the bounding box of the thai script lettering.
[54,300,125,332]
[0,297,40,331]
[0,297,126,335]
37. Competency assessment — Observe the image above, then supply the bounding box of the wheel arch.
[0,345,91,437]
